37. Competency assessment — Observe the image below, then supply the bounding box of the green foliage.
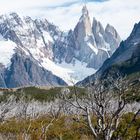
[0,86,86,103]
[0,113,139,140]
[0,116,93,140]
[113,113,140,140]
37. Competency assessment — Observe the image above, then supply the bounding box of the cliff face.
[78,21,140,86]
[65,5,121,69]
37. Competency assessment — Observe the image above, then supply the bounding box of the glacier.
[0,39,16,67]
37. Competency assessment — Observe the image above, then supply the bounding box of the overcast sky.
[0,0,140,39]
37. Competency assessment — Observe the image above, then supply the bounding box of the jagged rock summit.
[68,5,121,69]
[0,6,121,88]
[78,21,140,86]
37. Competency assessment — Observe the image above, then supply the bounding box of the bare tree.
[0,95,16,122]
[16,92,31,120]
[61,76,140,140]
[40,99,64,140]
[40,118,55,140]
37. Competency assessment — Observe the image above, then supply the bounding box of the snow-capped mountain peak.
[0,7,121,88]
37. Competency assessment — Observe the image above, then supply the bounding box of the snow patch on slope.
[87,42,98,55]
[0,40,16,67]
[99,47,110,57]
[22,37,97,85]
[41,58,96,85]
[43,31,54,44]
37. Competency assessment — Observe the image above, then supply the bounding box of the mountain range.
[0,6,121,88]
[78,21,140,86]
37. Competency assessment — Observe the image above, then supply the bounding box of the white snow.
[43,31,54,44]
[24,42,97,85]
[29,47,45,62]
[87,42,98,55]
[99,47,110,58]
[134,42,138,45]
[84,35,98,55]
[41,58,96,85]
[53,35,58,40]
[99,47,108,52]
[0,15,97,85]
[0,40,16,67]
[21,31,97,85]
